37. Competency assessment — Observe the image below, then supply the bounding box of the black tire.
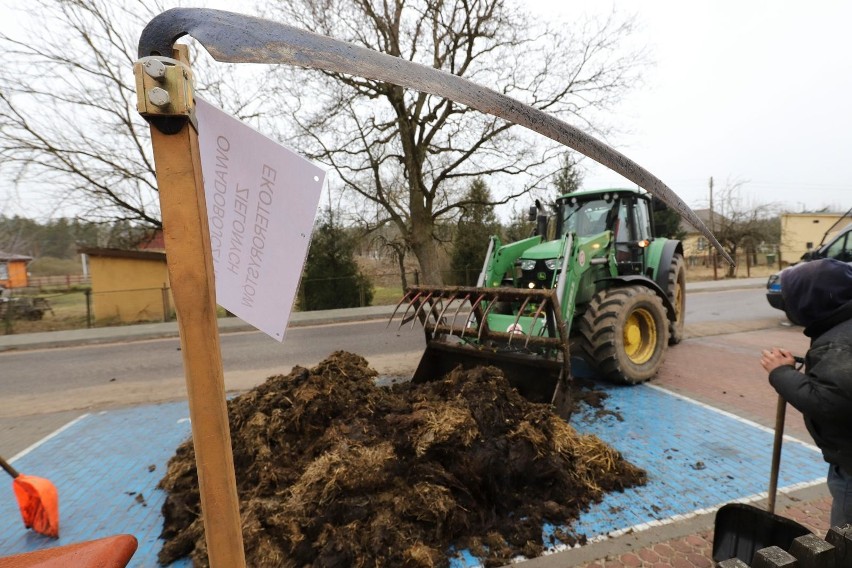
[666,253,686,345]
[578,285,670,384]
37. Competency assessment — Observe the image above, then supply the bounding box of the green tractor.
[394,187,686,416]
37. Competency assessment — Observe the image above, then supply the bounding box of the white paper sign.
[196,98,325,341]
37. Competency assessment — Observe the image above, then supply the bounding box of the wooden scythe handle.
[147,46,246,568]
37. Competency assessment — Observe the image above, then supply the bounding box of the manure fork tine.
[450,293,472,331]
[434,292,458,329]
[398,291,423,330]
[537,297,555,337]
[507,297,531,346]
[477,295,500,342]
[410,291,435,329]
[460,293,485,339]
[387,290,415,328]
[525,298,548,349]
[425,297,442,332]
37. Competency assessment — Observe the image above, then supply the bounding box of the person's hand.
[761,347,796,373]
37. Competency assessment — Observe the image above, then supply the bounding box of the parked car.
[766,222,852,313]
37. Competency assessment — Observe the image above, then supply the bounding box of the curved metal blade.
[139,8,732,265]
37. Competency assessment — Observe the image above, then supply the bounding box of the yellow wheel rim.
[623,307,657,364]
[674,282,684,322]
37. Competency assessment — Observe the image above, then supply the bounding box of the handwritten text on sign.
[196,98,325,341]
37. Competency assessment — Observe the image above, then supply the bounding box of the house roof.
[678,208,729,234]
[78,247,166,261]
[0,251,33,262]
[135,229,165,251]
[781,211,848,218]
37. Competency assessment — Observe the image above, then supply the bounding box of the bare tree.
[271,0,645,284]
[0,0,644,286]
[711,179,779,277]
[0,0,281,225]
[371,232,412,289]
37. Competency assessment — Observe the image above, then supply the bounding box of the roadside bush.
[300,213,374,311]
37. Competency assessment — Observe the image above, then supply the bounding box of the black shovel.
[712,396,811,562]
[712,357,811,563]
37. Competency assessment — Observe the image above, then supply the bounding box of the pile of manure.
[158,351,645,567]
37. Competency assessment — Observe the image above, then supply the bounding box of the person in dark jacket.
[760,258,852,529]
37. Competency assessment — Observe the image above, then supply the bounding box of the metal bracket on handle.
[133,51,196,134]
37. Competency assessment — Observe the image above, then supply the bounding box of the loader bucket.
[391,285,573,418]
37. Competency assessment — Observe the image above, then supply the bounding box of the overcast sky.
[534,0,852,212]
[2,0,849,219]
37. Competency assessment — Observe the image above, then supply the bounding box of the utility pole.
[709,177,717,280]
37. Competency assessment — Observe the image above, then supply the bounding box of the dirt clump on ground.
[157,351,645,567]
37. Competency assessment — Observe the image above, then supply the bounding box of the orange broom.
[0,454,59,538]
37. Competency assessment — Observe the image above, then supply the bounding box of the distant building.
[78,247,172,324]
[780,212,851,265]
[677,209,727,263]
[0,251,33,289]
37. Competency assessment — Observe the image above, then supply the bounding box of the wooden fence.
[27,274,91,288]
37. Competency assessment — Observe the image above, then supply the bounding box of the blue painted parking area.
[0,384,825,566]
[0,403,192,567]
[568,383,823,540]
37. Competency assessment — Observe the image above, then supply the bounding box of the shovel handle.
[767,395,786,514]
[0,455,20,479]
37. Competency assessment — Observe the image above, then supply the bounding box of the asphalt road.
[684,286,780,323]
[0,320,424,396]
[0,287,784,456]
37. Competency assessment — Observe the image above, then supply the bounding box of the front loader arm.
[482,235,542,288]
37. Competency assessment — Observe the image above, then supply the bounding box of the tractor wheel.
[666,253,686,344]
[578,285,670,385]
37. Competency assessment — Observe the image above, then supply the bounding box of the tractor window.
[561,198,615,237]
[613,202,630,242]
[634,199,652,241]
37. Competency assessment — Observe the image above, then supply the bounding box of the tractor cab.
[553,189,655,276]
[514,189,659,291]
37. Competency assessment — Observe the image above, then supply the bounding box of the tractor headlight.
[544,259,559,270]
[519,259,536,271]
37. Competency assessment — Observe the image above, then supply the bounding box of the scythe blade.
[139,8,732,265]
